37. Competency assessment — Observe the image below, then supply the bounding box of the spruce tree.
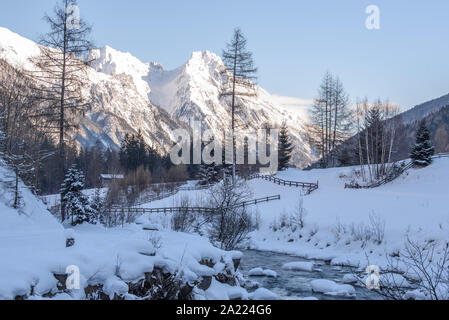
[278,122,294,171]
[411,121,435,167]
[61,165,95,225]
[119,130,148,172]
[90,188,104,224]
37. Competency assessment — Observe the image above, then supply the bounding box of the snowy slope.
[0,161,246,300]
[142,157,449,270]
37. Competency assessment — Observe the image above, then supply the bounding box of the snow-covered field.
[2,158,448,300]
[145,158,449,271]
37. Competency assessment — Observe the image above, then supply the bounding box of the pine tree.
[61,165,95,225]
[197,163,218,185]
[278,122,294,171]
[119,131,148,172]
[411,121,435,167]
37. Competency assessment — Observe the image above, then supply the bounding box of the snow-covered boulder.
[310,279,356,297]
[248,268,278,278]
[342,274,361,285]
[249,288,279,300]
[282,261,314,272]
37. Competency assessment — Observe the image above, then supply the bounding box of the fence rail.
[432,152,449,159]
[247,174,319,194]
[107,194,281,215]
[134,184,213,205]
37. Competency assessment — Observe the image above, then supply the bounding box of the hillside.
[405,104,449,153]
[0,161,247,300]
[397,93,449,125]
[143,157,449,271]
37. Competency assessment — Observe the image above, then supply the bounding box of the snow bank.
[310,279,356,297]
[0,162,247,300]
[249,288,278,300]
[248,268,277,278]
[282,262,314,272]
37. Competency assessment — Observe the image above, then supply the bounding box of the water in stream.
[240,250,380,300]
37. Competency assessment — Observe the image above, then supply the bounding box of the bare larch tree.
[308,72,352,167]
[30,0,93,221]
[222,28,257,183]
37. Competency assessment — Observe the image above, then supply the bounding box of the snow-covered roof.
[100,174,124,180]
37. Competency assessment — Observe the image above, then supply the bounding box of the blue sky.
[1,0,449,110]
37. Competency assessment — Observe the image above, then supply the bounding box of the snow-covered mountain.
[0,27,316,167]
[0,27,187,153]
[90,46,316,167]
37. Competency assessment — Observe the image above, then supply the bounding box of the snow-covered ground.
[2,158,448,300]
[144,158,449,271]
[0,164,245,300]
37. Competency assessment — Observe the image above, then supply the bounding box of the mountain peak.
[0,27,40,69]
[89,45,151,97]
[186,50,223,69]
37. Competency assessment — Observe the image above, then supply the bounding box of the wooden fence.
[107,194,281,215]
[247,174,319,194]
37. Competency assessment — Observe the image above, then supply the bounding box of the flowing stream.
[240,250,379,300]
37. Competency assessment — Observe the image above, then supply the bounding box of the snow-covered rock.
[310,279,356,297]
[342,274,361,285]
[249,288,279,300]
[248,268,277,278]
[282,261,315,272]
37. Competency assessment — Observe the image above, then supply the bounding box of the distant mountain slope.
[405,104,449,153]
[397,93,449,124]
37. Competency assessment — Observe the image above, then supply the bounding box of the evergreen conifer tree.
[411,121,435,167]
[278,122,294,171]
[61,165,95,225]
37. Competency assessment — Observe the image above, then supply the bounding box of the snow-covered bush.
[147,232,162,251]
[207,178,255,250]
[367,238,449,300]
[269,195,307,234]
[368,212,386,245]
[289,195,307,231]
[332,213,386,247]
[171,196,196,233]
